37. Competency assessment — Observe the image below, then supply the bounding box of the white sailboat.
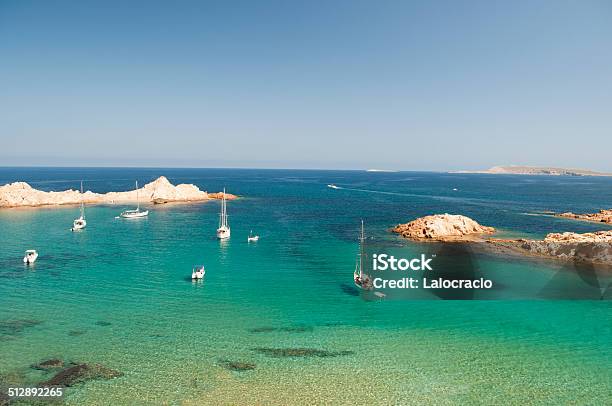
[354,220,373,290]
[120,181,149,219]
[216,188,230,239]
[71,181,87,231]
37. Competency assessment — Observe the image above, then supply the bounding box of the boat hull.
[120,210,149,219]
[217,227,230,239]
[71,218,87,231]
[23,253,38,264]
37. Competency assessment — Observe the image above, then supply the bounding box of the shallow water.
[0,168,611,404]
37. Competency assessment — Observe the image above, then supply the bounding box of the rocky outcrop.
[392,214,495,241]
[208,191,238,200]
[392,214,611,265]
[489,231,612,265]
[0,176,237,208]
[39,363,123,387]
[557,209,612,225]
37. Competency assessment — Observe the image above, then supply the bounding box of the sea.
[0,167,611,405]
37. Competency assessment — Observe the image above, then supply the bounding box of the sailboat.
[120,181,149,218]
[354,220,373,290]
[71,181,87,231]
[216,188,231,239]
[247,230,259,242]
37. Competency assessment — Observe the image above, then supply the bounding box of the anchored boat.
[23,250,38,264]
[216,188,230,239]
[354,220,373,290]
[191,265,205,280]
[71,180,87,231]
[247,230,259,242]
[120,181,149,219]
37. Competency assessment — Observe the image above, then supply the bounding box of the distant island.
[452,165,612,177]
[0,176,237,208]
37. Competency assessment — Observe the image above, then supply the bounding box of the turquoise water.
[1,168,611,405]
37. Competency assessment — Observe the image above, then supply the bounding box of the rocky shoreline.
[0,176,237,208]
[393,214,612,266]
[556,209,612,225]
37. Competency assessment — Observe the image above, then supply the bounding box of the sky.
[0,0,611,171]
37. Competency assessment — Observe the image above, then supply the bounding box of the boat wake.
[332,186,527,210]
[520,212,556,217]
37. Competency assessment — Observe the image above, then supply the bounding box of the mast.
[223,188,226,226]
[221,188,228,228]
[136,181,139,211]
[80,180,84,218]
[359,219,365,279]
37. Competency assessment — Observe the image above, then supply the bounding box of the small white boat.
[71,181,87,231]
[247,230,259,242]
[354,220,373,290]
[23,250,38,264]
[191,265,205,279]
[120,181,149,219]
[327,184,339,189]
[216,188,231,239]
[452,188,458,191]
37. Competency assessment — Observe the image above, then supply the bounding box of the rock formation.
[557,209,612,225]
[489,231,612,265]
[0,176,237,208]
[392,214,612,265]
[392,214,495,241]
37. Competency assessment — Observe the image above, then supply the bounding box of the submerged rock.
[68,330,86,337]
[252,347,353,358]
[248,326,313,333]
[248,326,276,333]
[0,319,41,340]
[392,214,495,241]
[218,360,256,372]
[94,321,112,327]
[32,359,64,371]
[40,363,123,387]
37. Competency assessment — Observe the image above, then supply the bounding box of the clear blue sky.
[1,0,611,170]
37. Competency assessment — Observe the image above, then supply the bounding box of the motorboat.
[23,250,38,264]
[120,180,149,219]
[327,184,339,189]
[71,180,87,231]
[216,188,231,239]
[192,265,205,279]
[247,230,259,242]
[353,220,373,290]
